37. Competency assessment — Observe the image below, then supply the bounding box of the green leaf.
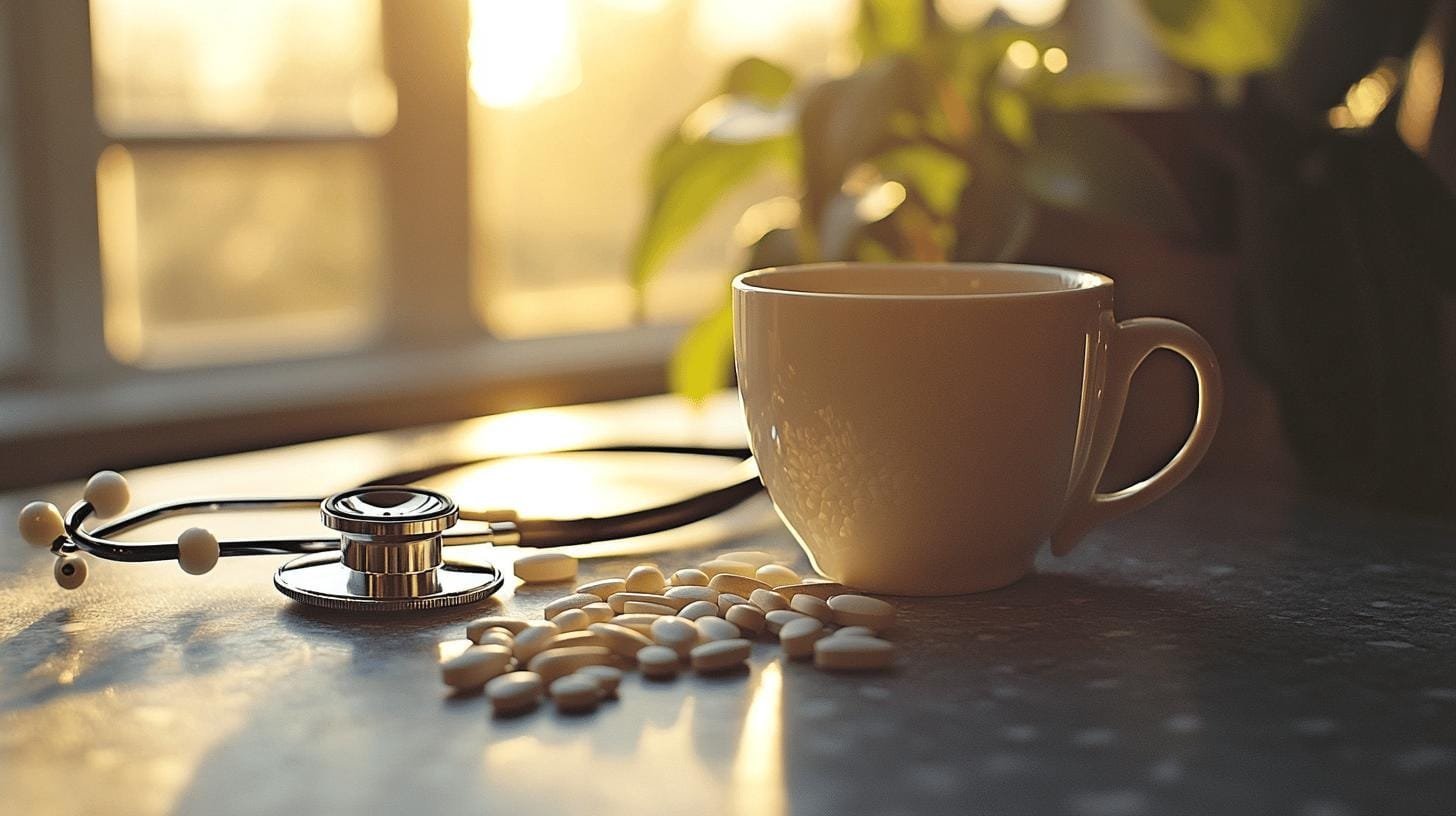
[855,0,926,60]
[1021,112,1196,240]
[989,88,1033,147]
[722,57,795,105]
[872,144,968,217]
[631,134,796,294]
[669,301,735,403]
[1138,0,1307,76]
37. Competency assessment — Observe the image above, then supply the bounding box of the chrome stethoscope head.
[273,486,504,612]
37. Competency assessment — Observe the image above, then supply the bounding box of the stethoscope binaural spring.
[16,445,762,612]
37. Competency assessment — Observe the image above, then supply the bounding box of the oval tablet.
[765,609,809,635]
[551,608,591,632]
[576,578,626,599]
[587,622,654,659]
[543,593,600,620]
[670,568,708,587]
[608,592,689,614]
[538,630,604,654]
[664,585,720,603]
[605,614,658,634]
[528,645,614,683]
[486,671,544,715]
[690,638,751,673]
[775,581,847,601]
[699,559,757,578]
[828,625,877,639]
[827,594,897,631]
[512,622,562,662]
[514,552,578,584]
[550,674,602,713]
[716,593,750,616]
[441,644,512,690]
[720,550,775,567]
[476,630,514,649]
[466,616,529,641]
[582,602,615,623]
[678,600,718,621]
[694,616,740,643]
[749,588,789,612]
[778,617,824,660]
[623,601,677,616]
[624,564,667,593]
[725,603,766,636]
[637,645,680,679]
[577,664,623,697]
[813,636,896,671]
[708,573,772,597]
[789,594,834,623]
[756,564,800,585]
[651,616,699,657]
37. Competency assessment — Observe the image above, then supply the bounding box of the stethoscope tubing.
[59,445,761,563]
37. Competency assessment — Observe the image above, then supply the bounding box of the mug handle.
[1050,317,1224,556]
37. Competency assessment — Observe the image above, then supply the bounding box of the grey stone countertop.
[1,395,1453,816]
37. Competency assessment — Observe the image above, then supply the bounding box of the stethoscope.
[16,445,763,612]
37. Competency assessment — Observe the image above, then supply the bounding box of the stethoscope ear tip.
[83,471,131,519]
[18,501,65,547]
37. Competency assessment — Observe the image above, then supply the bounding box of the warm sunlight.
[468,0,582,109]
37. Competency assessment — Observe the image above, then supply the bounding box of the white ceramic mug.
[733,262,1223,595]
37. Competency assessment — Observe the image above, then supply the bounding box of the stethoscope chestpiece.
[273,486,502,612]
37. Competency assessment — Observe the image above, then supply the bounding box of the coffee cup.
[733,262,1222,595]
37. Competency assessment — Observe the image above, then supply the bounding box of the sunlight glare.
[469,0,581,109]
[999,0,1067,27]
[729,662,786,816]
[692,0,856,58]
[1043,47,1068,74]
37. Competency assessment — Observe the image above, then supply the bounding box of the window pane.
[469,0,856,338]
[90,0,396,136]
[96,144,386,368]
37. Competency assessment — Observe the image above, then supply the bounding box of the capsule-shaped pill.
[828,625,877,639]
[550,674,603,713]
[637,645,680,679]
[467,616,530,640]
[725,603,766,636]
[749,588,789,613]
[551,608,591,632]
[581,603,615,623]
[486,671,544,715]
[708,573,772,598]
[441,644,512,690]
[609,592,690,613]
[778,617,825,660]
[543,593,600,620]
[537,630,604,655]
[677,600,718,621]
[756,564,800,585]
[514,552,578,584]
[528,645,614,684]
[690,638,751,673]
[512,622,562,662]
[716,593,750,616]
[577,664,623,697]
[813,635,896,672]
[774,581,847,601]
[575,578,626,599]
[765,609,809,635]
[624,564,667,593]
[664,585,719,603]
[604,614,658,634]
[587,622,654,660]
[670,568,708,587]
[699,560,757,578]
[693,616,741,643]
[789,593,834,623]
[827,594,897,632]
[650,616,698,658]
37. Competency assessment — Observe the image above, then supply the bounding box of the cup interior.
[734,262,1111,299]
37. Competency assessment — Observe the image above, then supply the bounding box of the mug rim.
[732,261,1113,301]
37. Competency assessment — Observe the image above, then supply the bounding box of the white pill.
[605,614,658,634]
[664,585,720,603]
[543,593,600,619]
[53,554,87,590]
[699,559,757,578]
[651,616,698,657]
[717,593,750,615]
[749,588,789,613]
[725,603,766,636]
[577,664,623,697]
[814,635,896,671]
[624,564,667,593]
[765,609,810,635]
[575,578,626,599]
[528,645,614,683]
[486,671,544,715]
[17,501,65,547]
[828,594,897,631]
[690,638,751,673]
[709,573,772,597]
[582,602,615,623]
[790,593,834,623]
[637,645,681,678]
[441,644,512,690]
[624,601,677,616]
[177,527,220,575]
[609,592,690,613]
[538,630,604,654]
[588,622,654,660]
[550,674,602,713]
[756,564,800,585]
[475,630,514,649]
[512,622,562,662]
[670,568,708,586]
[778,617,824,659]
[829,625,878,639]
[551,608,591,632]
[83,470,130,518]
[694,616,741,642]
[720,550,775,567]
[514,552,577,583]
[467,616,529,640]
[775,581,847,600]
[678,600,718,621]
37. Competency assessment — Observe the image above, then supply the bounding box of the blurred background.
[0,0,1452,517]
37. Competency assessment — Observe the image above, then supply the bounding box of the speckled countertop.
[1,396,1453,816]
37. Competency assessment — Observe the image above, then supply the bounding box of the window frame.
[0,0,682,489]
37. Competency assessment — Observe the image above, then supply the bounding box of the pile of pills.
[439,550,899,717]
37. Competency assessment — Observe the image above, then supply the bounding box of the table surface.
[1,394,1453,816]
